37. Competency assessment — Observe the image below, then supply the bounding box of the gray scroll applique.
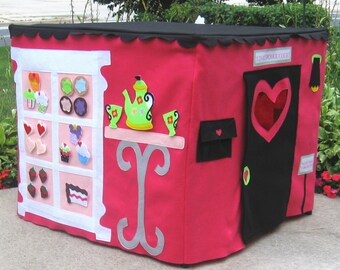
[116,141,170,256]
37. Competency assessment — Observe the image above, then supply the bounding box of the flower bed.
[315,171,340,198]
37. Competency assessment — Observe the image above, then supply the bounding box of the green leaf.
[0,125,6,146]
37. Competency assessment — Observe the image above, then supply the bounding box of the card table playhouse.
[9,22,328,265]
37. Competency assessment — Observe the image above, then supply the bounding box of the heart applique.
[36,139,47,155]
[251,78,292,143]
[24,121,33,136]
[25,137,35,153]
[216,129,222,136]
[37,121,47,137]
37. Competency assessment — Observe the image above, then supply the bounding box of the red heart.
[216,129,222,136]
[251,78,291,143]
[24,122,33,136]
[37,121,46,137]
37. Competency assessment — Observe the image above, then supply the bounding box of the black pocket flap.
[199,118,237,143]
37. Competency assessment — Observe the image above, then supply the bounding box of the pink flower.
[323,185,339,199]
[321,171,332,181]
[332,174,340,181]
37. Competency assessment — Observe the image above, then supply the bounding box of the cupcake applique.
[35,91,49,113]
[60,143,71,163]
[76,141,91,165]
[69,124,82,144]
[24,89,36,109]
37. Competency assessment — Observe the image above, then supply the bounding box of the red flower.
[332,174,340,181]
[0,170,11,180]
[321,171,332,181]
[323,185,339,198]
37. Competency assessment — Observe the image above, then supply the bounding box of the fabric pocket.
[196,118,237,162]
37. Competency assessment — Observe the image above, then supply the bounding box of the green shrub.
[163,1,331,28]
[0,110,18,189]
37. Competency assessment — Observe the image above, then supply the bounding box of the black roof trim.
[9,22,329,48]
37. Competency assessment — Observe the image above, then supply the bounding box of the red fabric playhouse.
[9,22,328,265]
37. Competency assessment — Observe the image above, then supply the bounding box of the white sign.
[298,154,315,175]
[254,47,292,67]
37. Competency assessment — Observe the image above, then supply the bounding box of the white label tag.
[254,47,292,66]
[298,154,315,175]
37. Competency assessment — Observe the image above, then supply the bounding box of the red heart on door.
[251,78,291,143]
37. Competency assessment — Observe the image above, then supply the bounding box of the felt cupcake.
[35,91,49,113]
[60,143,71,163]
[69,124,82,144]
[76,141,91,165]
[24,89,36,109]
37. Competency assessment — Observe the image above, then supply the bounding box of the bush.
[0,110,18,189]
[164,1,331,28]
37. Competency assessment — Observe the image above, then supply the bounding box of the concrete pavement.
[1,188,340,269]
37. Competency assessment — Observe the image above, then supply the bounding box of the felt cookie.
[39,168,47,183]
[37,121,47,137]
[60,96,73,114]
[26,137,36,153]
[27,183,36,198]
[29,167,37,181]
[36,139,47,155]
[74,97,87,117]
[40,185,48,199]
[60,77,73,96]
[73,76,88,96]
[24,121,33,136]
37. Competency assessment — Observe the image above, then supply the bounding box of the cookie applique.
[74,76,88,96]
[37,121,47,137]
[36,139,47,155]
[61,77,73,96]
[60,96,73,114]
[74,97,87,117]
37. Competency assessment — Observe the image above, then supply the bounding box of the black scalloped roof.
[9,22,328,48]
